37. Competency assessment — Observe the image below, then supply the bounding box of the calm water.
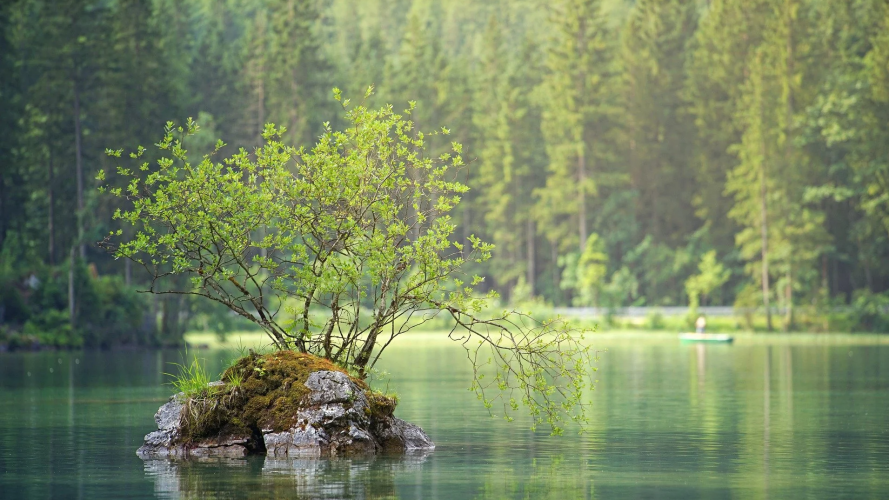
[1,334,888,499]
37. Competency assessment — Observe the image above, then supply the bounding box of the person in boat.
[695,315,706,334]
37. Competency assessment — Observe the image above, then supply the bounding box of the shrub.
[23,309,81,348]
[848,290,889,332]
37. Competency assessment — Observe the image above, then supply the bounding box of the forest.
[1,0,888,347]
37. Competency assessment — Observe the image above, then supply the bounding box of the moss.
[366,391,397,420]
[176,351,396,445]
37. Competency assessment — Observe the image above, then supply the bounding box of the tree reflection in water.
[144,451,432,500]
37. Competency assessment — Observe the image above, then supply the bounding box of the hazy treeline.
[1,0,888,345]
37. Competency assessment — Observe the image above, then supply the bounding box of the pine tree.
[686,0,769,253]
[619,0,698,302]
[473,17,547,300]
[536,0,615,256]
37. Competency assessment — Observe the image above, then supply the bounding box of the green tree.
[685,250,730,310]
[619,0,699,305]
[686,0,769,254]
[575,234,609,306]
[473,17,546,301]
[102,96,597,433]
[726,0,830,330]
[536,0,616,256]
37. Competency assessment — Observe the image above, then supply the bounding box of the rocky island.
[137,351,434,459]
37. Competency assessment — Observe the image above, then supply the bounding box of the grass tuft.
[225,368,245,388]
[165,350,213,398]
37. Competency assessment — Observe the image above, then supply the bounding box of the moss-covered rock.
[137,351,434,459]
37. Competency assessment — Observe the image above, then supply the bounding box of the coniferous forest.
[2,0,889,347]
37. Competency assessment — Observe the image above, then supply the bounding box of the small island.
[138,350,433,458]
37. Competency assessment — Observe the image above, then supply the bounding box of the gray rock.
[155,396,184,432]
[374,416,436,451]
[137,393,253,459]
[137,396,185,458]
[304,371,367,408]
[137,369,434,459]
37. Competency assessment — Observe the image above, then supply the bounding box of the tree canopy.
[99,93,597,434]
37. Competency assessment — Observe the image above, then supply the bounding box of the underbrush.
[0,262,147,349]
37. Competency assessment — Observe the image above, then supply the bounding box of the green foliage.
[601,266,641,309]
[847,291,889,332]
[102,96,477,357]
[4,0,889,354]
[685,250,731,310]
[23,310,79,348]
[102,95,598,433]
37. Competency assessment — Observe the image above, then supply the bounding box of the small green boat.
[679,333,734,343]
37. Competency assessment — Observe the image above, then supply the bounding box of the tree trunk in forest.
[784,265,792,331]
[0,172,5,251]
[150,294,160,342]
[578,148,587,252]
[551,241,560,303]
[68,246,76,328]
[758,57,773,332]
[73,79,85,259]
[256,77,268,265]
[783,0,794,333]
[760,165,771,332]
[48,148,55,265]
[526,218,535,296]
[161,295,182,345]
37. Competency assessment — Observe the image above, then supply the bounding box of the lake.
[1,333,888,499]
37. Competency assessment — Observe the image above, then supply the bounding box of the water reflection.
[144,452,432,500]
[2,338,889,499]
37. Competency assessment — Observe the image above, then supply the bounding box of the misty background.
[1,0,888,348]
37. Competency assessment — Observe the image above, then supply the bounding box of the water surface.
[1,334,887,499]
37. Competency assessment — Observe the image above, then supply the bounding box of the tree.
[620,0,698,249]
[565,233,609,307]
[100,94,597,433]
[473,17,546,301]
[619,0,699,305]
[685,250,730,310]
[686,0,769,254]
[536,0,615,256]
[726,0,830,330]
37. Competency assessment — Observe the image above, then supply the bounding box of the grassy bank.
[185,328,889,350]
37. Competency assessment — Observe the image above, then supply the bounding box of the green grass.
[165,350,214,398]
[224,368,244,388]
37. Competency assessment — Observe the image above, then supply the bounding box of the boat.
[678,333,734,343]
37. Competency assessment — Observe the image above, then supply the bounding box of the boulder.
[137,352,434,459]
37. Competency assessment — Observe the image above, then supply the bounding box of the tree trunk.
[551,241,560,303]
[578,148,587,252]
[760,166,771,332]
[256,65,265,145]
[758,58,772,332]
[73,79,85,259]
[526,217,535,296]
[68,246,76,328]
[0,171,5,250]
[784,264,792,331]
[782,0,794,333]
[48,148,55,265]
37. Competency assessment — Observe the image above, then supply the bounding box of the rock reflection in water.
[144,451,432,499]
